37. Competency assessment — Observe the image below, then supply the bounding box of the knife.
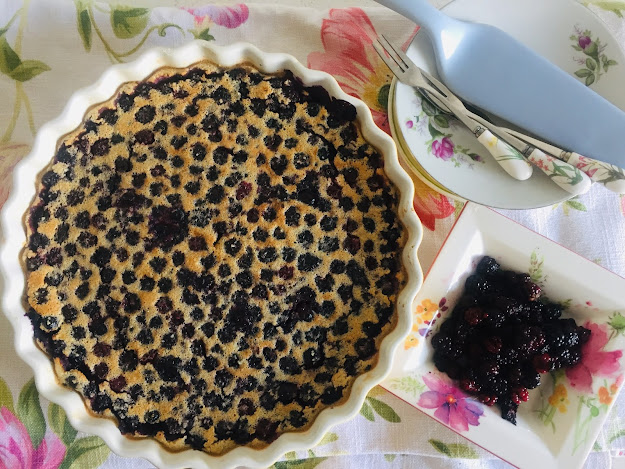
[374,0,625,168]
[415,76,593,196]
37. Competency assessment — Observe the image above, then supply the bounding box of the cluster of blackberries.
[431,256,590,424]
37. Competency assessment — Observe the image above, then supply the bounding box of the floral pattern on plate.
[404,92,484,168]
[404,297,447,350]
[417,373,485,432]
[571,25,618,86]
[536,320,624,453]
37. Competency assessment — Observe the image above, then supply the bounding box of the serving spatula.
[375,0,625,168]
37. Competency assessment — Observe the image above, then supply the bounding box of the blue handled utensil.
[375,0,625,168]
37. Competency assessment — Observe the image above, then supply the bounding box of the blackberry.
[476,256,500,277]
[554,347,582,368]
[542,303,563,321]
[532,353,554,374]
[431,333,462,358]
[499,398,519,424]
[464,274,491,297]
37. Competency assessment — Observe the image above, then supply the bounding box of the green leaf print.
[0,376,15,413]
[360,401,375,421]
[585,1,625,17]
[586,58,597,70]
[9,59,51,82]
[583,41,599,56]
[111,7,149,39]
[556,197,587,216]
[1,5,50,142]
[272,458,328,469]
[367,397,401,422]
[316,432,339,445]
[420,96,439,117]
[605,59,618,70]
[428,121,445,139]
[585,74,596,86]
[377,83,390,110]
[575,69,593,77]
[429,439,450,455]
[0,36,22,75]
[608,312,625,337]
[529,250,544,284]
[567,200,587,211]
[433,114,449,128]
[384,454,397,462]
[429,439,479,458]
[59,436,110,469]
[446,444,479,458]
[0,9,20,37]
[75,2,92,52]
[49,403,78,446]
[389,375,425,397]
[608,428,625,443]
[191,27,215,41]
[17,378,46,449]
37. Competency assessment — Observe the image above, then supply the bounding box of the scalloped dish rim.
[0,41,424,469]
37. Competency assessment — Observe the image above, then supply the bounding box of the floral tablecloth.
[1,0,625,468]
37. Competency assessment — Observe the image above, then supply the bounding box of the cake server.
[374,0,625,168]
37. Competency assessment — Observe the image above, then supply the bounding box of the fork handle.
[526,148,592,196]
[561,152,625,194]
[476,130,533,181]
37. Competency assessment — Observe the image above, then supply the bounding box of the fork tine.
[380,35,411,68]
[379,35,455,98]
[419,67,453,96]
[372,40,406,76]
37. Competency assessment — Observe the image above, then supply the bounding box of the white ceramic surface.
[391,0,625,209]
[381,203,625,469]
[0,41,424,469]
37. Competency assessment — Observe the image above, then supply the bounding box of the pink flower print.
[565,321,623,393]
[529,154,549,172]
[308,8,418,134]
[185,4,249,29]
[412,177,455,231]
[0,407,66,469]
[431,137,454,160]
[417,374,484,432]
[406,120,414,129]
[574,155,598,177]
[578,36,592,50]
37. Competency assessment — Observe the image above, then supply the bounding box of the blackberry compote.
[431,256,590,424]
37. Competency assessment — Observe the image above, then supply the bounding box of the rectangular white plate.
[381,203,625,469]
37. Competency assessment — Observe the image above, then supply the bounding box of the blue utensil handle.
[374,0,453,35]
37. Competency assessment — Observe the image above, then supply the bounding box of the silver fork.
[372,36,533,182]
[374,36,592,196]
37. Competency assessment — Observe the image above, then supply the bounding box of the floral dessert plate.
[390,0,625,209]
[380,202,625,469]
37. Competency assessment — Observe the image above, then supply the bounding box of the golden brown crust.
[24,62,406,454]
